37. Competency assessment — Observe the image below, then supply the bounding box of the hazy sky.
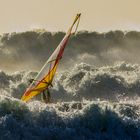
[0,0,140,33]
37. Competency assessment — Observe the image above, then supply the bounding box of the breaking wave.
[1,61,140,101]
[0,62,140,139]
[1,30,140,71]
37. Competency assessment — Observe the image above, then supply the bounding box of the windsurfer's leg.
[47,89,51,103]
[41,90,47,103]
[41,90,51,103]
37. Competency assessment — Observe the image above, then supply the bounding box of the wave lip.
[1,30,140,70]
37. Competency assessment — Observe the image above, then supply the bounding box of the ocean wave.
[0,62,140,139]
[0,62,140,102]
[1,30,140,71]
[54,62,140,101]
[0,95,139,140]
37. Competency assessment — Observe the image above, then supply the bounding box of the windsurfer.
[21,13,81,103]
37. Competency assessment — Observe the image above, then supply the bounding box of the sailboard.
[21,13,81,102]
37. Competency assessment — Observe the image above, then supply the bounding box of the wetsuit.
[41,89,51,103]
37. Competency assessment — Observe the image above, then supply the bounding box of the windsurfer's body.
[41,81,53,103]
[41,89,51,103]
[28,79,52,103]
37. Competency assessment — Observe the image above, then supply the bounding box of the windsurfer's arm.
[28,78,34,84]
[49,83,53,87]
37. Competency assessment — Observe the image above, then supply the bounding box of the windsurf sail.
[21,13,81,102]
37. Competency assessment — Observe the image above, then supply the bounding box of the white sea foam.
[0,62,140,139]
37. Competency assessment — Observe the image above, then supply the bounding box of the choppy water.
[0,62,140,140]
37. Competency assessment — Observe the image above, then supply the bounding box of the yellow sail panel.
[21,63,58,102]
